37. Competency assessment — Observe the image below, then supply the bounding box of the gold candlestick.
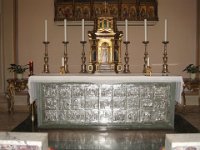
[162,41,169,75]
[143,41,150,74]
[43,41,50,73]
[123,41,131,73]
[63,41,69,73]
[145,66,152,76]
[80,41,87,73]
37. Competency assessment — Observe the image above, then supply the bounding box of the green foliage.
[183,64,200,73]
[8,64,29,74]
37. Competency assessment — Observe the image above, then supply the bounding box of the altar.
[28,74,183,129]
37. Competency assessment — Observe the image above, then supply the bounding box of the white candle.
[64,19,67,42]
[45,20,47,42]
[62,57,64,66]
[82,19,85,41]
[125,19,128,41]
[144,19,147,41]
[164,19,168,42]
[147,57,149,66]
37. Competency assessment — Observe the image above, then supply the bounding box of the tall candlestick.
[144,19,147,42]
[125,19,128,41]
[45,20,47,42]
[64,19,67,42]
[82,19,85,41]
[164,19,168,42]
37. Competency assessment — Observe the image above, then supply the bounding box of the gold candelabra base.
[144,66,152,76]
[63,41,69,73]
[80,41,87,73]
[123,41,130,73]
[43,41,50,73]
[60,66,65,74]
[142,41,150,73]
[162,41,169,76]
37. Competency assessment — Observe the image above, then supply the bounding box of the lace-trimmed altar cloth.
[28,73,183,105]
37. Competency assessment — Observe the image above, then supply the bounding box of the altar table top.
[28,73,183,104]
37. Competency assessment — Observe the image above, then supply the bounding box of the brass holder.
[63,41,69,73]
[60,66,65,74]
[162,41,169,75]
[143,41,151,74]
[123,41,130,73]
[145,66,152,76]
[80,41,87,73]
[43,41,50,73]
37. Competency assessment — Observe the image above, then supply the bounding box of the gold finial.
[104,1,107,13]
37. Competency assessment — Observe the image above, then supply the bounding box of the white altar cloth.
[28,73,183,104]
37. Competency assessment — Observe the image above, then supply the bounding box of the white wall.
[0,0,15,93]
[17,0,197,77]
[0,0,3,94]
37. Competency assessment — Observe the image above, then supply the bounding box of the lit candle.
[82,19,85,41]
[164,19,168,42]
[125,19,128,41]
[64,19,67,42]
[62,57,64,66]
[45,19,47,42]
[144,19,147,42]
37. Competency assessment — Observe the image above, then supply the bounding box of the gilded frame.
[54,0,158,24]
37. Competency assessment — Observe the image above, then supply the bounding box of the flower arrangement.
[183,64,200,73]
[8,64,29,74]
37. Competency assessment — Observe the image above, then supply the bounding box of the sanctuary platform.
[12,112,200,150]
[28,74,183,129]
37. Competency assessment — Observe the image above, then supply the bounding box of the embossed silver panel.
[37,82,176,129]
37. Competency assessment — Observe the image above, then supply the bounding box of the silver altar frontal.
[28,74,183,129]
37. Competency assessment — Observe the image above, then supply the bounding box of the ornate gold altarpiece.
[54,0,158,23]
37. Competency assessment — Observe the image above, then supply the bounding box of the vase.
[190,73,196,80]
[16,73,23,80]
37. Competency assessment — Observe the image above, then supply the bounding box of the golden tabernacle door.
[88,16,123,73]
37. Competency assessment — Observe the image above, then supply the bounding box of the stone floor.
[0,105,199,150]
[176,105,200,132]
[0,112,29,131]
